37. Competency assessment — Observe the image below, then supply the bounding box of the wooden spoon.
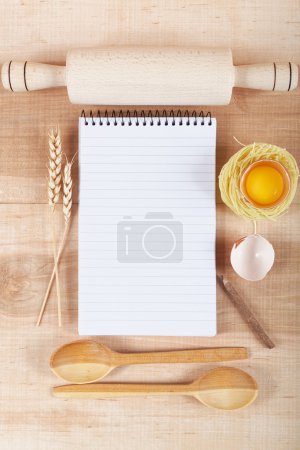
[50,340,248,384]
[53,366,258,410]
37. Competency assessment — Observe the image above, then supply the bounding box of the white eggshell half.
[230,234,275,281]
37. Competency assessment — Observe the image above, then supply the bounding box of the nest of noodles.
[219,143,299,220]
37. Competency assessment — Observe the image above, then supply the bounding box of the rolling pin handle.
[1,61,66,92]
[234,62,298,91]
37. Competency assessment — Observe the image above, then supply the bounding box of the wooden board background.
[0,1,299,449]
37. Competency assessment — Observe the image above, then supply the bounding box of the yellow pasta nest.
[219,143,299,220]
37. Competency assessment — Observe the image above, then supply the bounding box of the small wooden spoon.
[53,367,258,410]
[50,340,248,384]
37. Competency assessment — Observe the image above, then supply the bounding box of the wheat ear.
[36,154,75,326]
[36,127,62,327]
[63,158,73,225]
[48,127,62,208]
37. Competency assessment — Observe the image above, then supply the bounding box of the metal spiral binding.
[81,110,212,126]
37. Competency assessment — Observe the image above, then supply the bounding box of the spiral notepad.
[79,110,216,336]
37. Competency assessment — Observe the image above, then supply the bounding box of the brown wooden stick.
[217,275,275,349]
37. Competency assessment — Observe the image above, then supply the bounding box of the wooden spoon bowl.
[192,366,258,410]
[50,340,115,383]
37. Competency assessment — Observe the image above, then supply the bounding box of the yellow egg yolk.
[245,165,284,206]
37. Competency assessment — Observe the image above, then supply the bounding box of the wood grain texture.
[0,1,299,449]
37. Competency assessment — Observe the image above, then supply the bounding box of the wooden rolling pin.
[1,48,298,105]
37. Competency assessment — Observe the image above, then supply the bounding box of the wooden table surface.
[0,1,299,449]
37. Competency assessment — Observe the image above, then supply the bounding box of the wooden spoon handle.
[116,347,248,366]
[53,383,191,399]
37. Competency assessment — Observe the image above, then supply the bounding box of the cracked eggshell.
[230,234,275,281]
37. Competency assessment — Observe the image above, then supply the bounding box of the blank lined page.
[78,115,216,336]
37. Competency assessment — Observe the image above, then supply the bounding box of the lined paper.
[78,116,216,336]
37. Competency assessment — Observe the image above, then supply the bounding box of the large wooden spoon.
[50,340,248,384]
[53,366,258,410]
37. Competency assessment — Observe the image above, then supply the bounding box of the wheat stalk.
[36,152,76,326]
[49,127,62,327]
[36,126,62,327]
